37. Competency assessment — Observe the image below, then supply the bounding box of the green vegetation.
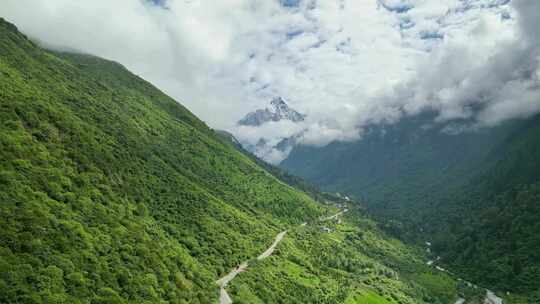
[215,130,347,204]
[0,18,460,303]
[345,290,393,304]
[281,111,520,229]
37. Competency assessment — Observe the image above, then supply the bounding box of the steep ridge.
[1,18,465,304]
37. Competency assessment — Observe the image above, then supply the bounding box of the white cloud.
[234,120,305,146]
[1,0,537,163]
[300,122,362,147]
[387,0,540,128]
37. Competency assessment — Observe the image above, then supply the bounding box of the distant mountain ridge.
[238,97,306,126]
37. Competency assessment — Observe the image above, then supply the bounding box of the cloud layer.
[2,0,538,162]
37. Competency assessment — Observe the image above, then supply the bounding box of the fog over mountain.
[2,0,538,161]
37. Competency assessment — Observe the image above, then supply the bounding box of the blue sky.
[2,0,539,162]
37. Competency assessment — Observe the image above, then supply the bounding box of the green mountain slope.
[0,18,461,304]
[215,129,347,204]
[0,18,320,304]
[430,115,540,300]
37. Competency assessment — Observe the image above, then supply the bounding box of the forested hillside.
[0,18,461,304]
[281,103,540,301]
[281,112,522,223]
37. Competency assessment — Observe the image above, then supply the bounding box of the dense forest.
[429,115,540,302]
[0,18,464,304]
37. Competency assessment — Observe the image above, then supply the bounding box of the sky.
[2,0,539,162]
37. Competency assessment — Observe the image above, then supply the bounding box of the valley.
[279,111,540,303]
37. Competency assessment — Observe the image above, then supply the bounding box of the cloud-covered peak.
[2,0,537,162]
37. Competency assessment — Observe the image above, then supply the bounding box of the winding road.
[216,261,250,304]
[218,208,502,304]
[257,231,287,260]
[215,209,347,304]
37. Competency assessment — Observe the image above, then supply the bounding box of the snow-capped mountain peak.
[238,97,306,127]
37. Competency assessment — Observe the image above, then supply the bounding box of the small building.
[321,226,332,233]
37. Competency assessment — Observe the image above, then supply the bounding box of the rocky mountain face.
[238,97,306,126]
[235,97,306,163]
